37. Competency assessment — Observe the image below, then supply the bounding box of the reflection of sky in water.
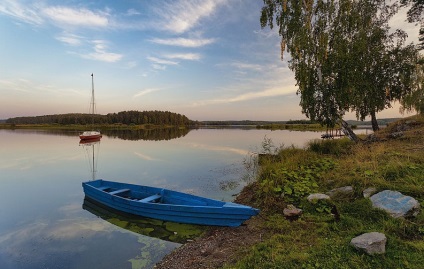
[0,128,330,268]
[0,216,178,269]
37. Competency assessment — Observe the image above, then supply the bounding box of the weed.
[228,116,424,269]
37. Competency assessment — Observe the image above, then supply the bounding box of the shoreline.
[155,116,424,268]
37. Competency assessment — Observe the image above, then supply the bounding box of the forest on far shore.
[5,110,191,126]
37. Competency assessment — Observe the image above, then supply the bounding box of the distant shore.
[0,123,188,131]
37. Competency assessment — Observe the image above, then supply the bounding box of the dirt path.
[154,216,264,269]
[154,185,265,269]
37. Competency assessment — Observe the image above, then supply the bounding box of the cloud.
[42,6,109,27]
[125,61,137,69]
[191,86,296,107]
[125,8,140,16]
[164,53,201,60]
[0,0,43,25]
[156,0,226,34]
[147,56,178,66]
[149,37,216,47]
[231,62,263,71]
[56,32,83,46]
[152,64,166,70]
[133,88,160,98]
[81,40,123,63]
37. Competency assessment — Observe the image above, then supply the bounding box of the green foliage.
[400,56,424,115]
[6,110,191,126]
[308,138,354,156]
[227,118,424,269]
[260,0,420,130]
[258,151,335,204]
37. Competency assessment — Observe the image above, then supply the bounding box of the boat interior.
[97,185,223,207]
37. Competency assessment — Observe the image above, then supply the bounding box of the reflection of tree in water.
[82,198,204,244]
[3,128,190,140]
[104,128,190,141]
[219,180,240,191]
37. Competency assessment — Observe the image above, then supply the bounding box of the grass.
[257,123,332,131]
[226,115,424,269]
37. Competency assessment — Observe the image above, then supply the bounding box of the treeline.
[6,110,191,126]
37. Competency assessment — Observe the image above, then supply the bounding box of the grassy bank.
[257,123,332,131]
[226,116,424,268]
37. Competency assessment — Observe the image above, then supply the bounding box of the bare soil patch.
[154,185,266,269]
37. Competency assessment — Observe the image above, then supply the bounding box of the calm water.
[0,128,328,269]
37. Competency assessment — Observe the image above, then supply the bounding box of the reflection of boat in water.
[79,138,100,181]
[80,74,102,141]
[82,179,259,227]
[82,197,203,243]
[79,137,101,145]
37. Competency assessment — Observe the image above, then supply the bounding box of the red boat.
[79,131,102,140]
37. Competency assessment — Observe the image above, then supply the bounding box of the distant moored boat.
[80,74,102,141]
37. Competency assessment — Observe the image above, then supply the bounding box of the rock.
[366,133,379,142]
[283,204,302,220]
[363,187,377,198]
[326,186,354,198]
[370,190,420,218]
[350,232,387,255]
[387,131,403,139]
[307,193,330,202]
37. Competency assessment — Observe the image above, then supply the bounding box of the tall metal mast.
[90,73,95,124]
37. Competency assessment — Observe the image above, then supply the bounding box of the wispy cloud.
[125,8,140,17]
[0,78,33,93]
[0,0,43,25]
[56,32,83,46]
[42,6,109,27]
[147,56,179,70]
[191,86,296,107]
[133,88,160,98]
[164,53,201,61]
[156,0,226,34]
[230,62,263,71]
[149,37,216,47]
[81,40,123,63]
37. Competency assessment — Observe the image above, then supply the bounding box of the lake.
[0,127,338,269]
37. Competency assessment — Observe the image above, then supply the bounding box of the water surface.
[0,128,326,269]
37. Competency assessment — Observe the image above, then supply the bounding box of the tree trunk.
[370,111,380,132]
[340,119,360,143]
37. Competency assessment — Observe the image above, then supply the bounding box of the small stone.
[283,205,303,218]
[326,186,354,198]
[387,131,404,139]
[350,232,387,255]
[370,190,420,218]
[307,193,330,202]
[363,187,377,198]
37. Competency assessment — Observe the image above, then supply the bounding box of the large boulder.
[350,232,387,255]
[370,190,420,218]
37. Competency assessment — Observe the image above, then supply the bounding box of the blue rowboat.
[82,179,259,227]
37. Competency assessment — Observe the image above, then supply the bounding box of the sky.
[0,0,421,121]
